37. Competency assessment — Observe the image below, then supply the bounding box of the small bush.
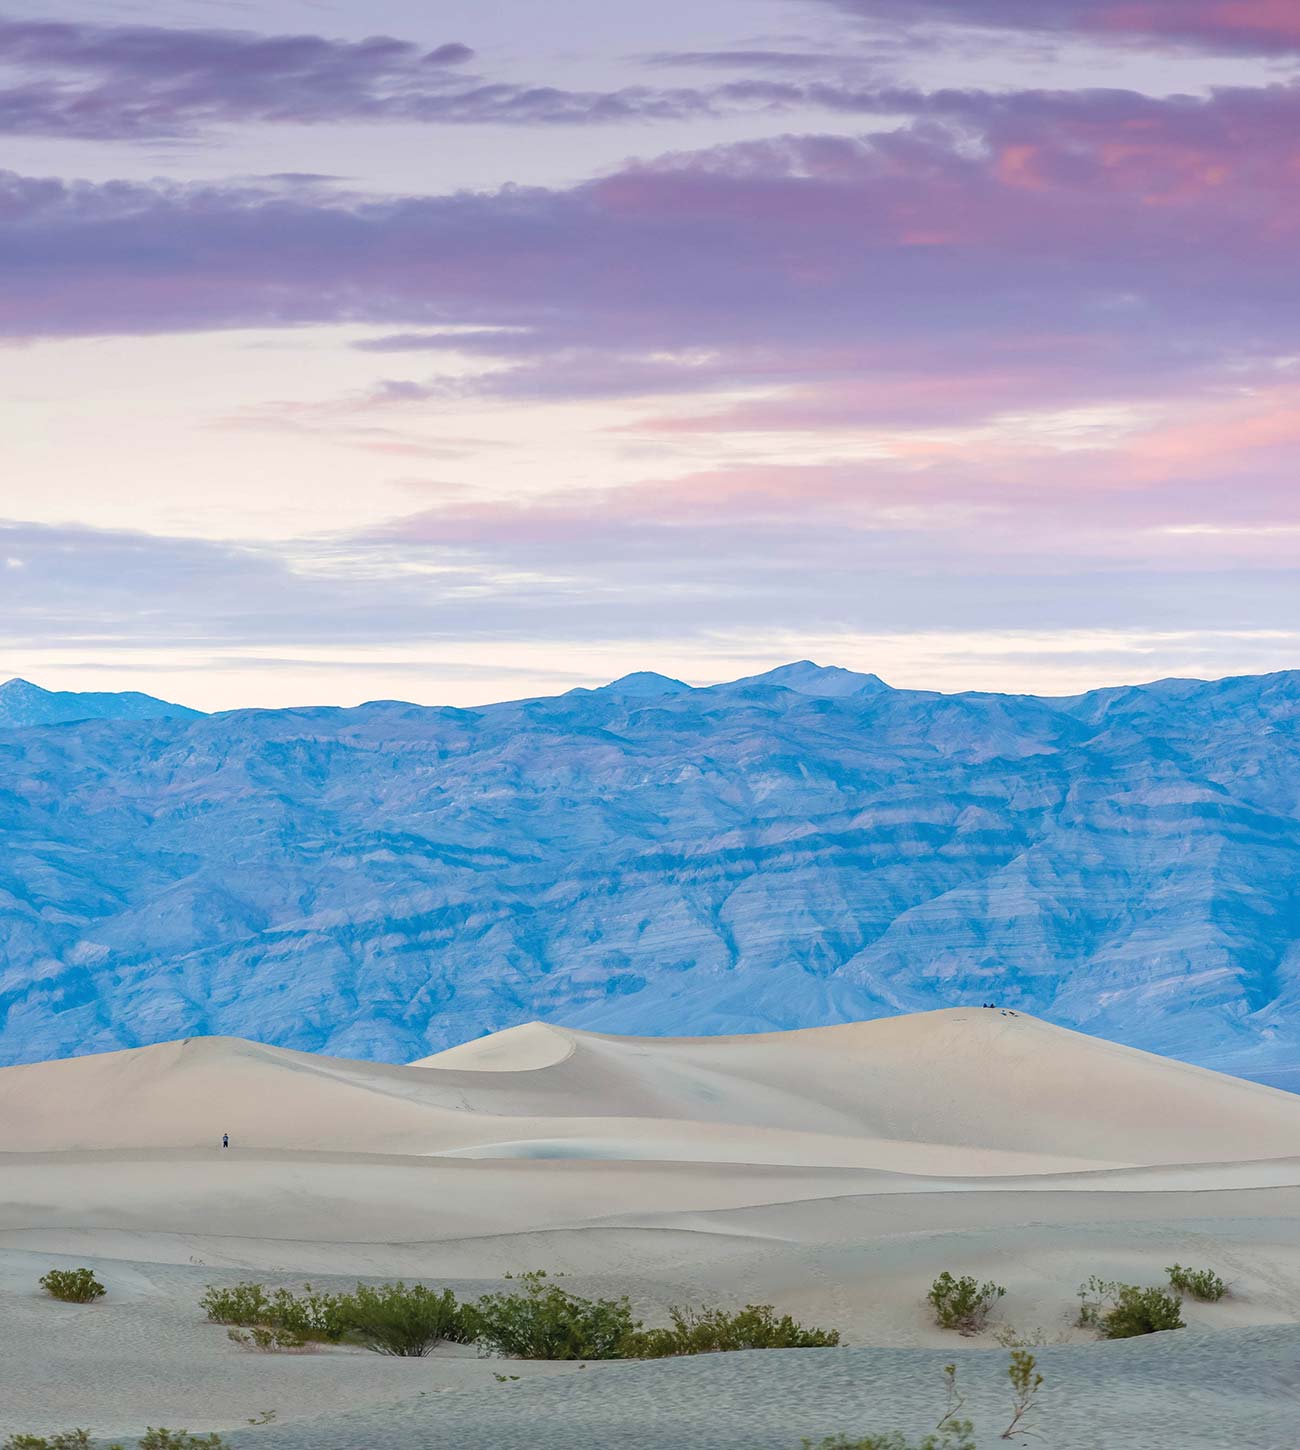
[38,1269,105,1304]
[343,1282,469,1357]
[927,1272,1005,1335]
[227,1325,307,1352]
[1101,1285,1185,1339]
[1167,1264,1227,1302]
[138,1434,226,1450]
[1074,1275,1117,1328]
[992,1324,1068,1348]
[804,1355,1040,1450]
[1077,1276,1186,1338]
[471,1270,639,1360]
[627,1303,840,1357]
[3,1436,225,1450]
[1000,1350,1043,1440]
[804,1435,973,1450]
[3,1435,93,1450]
[268,1285,349,1342]
[200,1282,348,1343]
[200,1282,271,1326]
[804,1368,975,1450]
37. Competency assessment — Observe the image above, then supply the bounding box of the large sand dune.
[2,1009,1299,1446]
[6,1008,1298,1165]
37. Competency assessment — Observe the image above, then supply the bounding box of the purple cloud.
[0,16,716,137]
[828,0,1300,57]
[1,78,1298,441]
[7,11,1288,147]
[645,50,855,72]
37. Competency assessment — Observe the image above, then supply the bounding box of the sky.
[3,0,1300,709]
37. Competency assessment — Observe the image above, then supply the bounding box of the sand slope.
[4,1008,1299,1166]
[3,1009,1300,1443]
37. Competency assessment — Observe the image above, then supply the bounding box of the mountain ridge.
[0,662,1297,1086]
[0,677,203,729]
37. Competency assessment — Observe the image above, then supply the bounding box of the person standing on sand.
[222,1133,229,1149]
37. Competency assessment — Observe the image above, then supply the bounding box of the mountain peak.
[724,660,891,698]
[0,678,203,729]
[570,671,692,700]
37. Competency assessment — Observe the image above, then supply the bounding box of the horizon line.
[4,658,1300,720]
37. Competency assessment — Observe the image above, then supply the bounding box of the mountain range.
[0,662,1297,1087]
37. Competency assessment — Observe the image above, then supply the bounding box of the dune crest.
[413,1020,578,1072]
[3,1008,1298,1171]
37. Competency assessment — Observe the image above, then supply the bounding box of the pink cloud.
[1097,1,1300,48]
[376,399,1300,571]
[1126,386,1300,479]
[617,336,1196,434]
[2,83,1298,460]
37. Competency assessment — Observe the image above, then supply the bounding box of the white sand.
[2,1008,1299,1445]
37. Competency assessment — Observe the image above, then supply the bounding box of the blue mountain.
[0,662,1297,1088]
[0,677,202,729]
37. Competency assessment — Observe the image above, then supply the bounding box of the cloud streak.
[3,70,1298,496]
[5,79,1295,346]
[0,16,724,137]
[4,10,1294,150]
[829,0,1300,56]
[6,388,1300,675]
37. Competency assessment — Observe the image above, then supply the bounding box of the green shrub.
[227,1325,307,1352]
[38,1269,105,1304]
[803,1355,1042,1450]
[1077,1276,1186,1338]
[138,1434,226,1450]
[200,1282,347,1343]
[804,1435,973,1450]
[626,1303,840,1357]
[926,1272,1005,1334]
[470,1270,639,1360]
[992,1324,1067,1347]
[1074,1275,1118,1328]
[1101,1285,1185,1339]
[267,1285,349,1342]
[1000,1349,1043,1440]
[199,1282,271,1326]
[803,1364,974,1450]
[342,1282,469,1357]
[3,1436,225,1450]
[1167,1264,1227,1302]
[3,1435,94,1450]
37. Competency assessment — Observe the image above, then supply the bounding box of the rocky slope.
[1,662,1298,1084]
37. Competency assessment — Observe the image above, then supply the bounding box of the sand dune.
[3,1009,1300,1444]
[5,1008,1298,1165]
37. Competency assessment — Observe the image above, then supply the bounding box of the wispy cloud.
[5,401,1300,685]
[5,76,1295,453]
[827,0,1300,57]
[644,49,863,73]
[0,16,724,138]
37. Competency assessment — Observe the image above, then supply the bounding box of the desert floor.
[2,1008,1299,1448]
